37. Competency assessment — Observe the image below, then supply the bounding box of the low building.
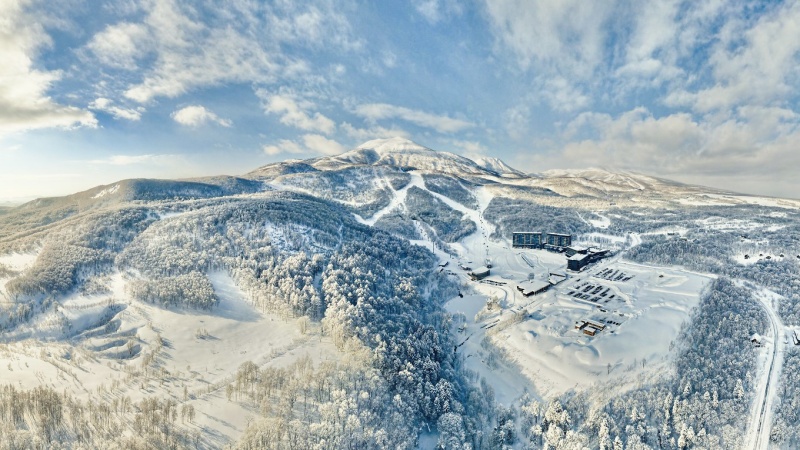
[575,319,606,336]
[567,253,590,271]
[469,266,491,281]
[564,246,588,257]
[568,248,610,271]
[517,279,551,296]
[548,272,567,285]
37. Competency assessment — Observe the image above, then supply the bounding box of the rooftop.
[518,279,551,293]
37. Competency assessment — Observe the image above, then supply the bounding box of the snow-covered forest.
[0,139,798,448]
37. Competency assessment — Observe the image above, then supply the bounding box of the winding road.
[749,290,785,450]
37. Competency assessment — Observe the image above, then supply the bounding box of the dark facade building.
[513,231,574,250]
[512,232,543,248]
[469,266,491,281]
[546,233,572,249]
[567,248,610,271]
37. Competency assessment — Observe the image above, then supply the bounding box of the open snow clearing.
[0,269,338,446]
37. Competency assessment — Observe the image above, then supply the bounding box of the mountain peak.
[306,137,526,177]
[355,137,433,154]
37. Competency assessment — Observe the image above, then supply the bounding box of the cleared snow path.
[356,174,413,226]
[747,289,785,450]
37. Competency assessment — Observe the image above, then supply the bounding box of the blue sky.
[2,0,800,202]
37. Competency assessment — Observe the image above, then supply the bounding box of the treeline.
[224,216,499,448]
[276,166,407,217]
[405,187,476,242]
[230,351,418,449]
[3,208,155,299]
[0,385,197,449]
[127,271,217,310]
[770,348,800,447]
[373,211,422,241]
[484,197,593,240]
[5,244,108,299]
[423,174,478,209]
[230,251,325,319]
[521,278,767,449]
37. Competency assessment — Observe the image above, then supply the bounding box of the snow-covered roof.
[471,266,490,275]
[518,279,551,294]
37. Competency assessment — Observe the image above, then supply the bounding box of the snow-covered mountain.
[473,155,526,177]
[299,137,519,177]
[1,137,799,448]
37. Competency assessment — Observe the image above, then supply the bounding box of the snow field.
[0,269,339,445]
[446,227,715,401]
[0,251,40,302]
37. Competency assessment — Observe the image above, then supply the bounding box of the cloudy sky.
[2,0,800,202]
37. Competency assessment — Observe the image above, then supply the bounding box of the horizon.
[3,135,799,206]
[3,1,800,201]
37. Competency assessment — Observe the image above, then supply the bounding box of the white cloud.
[85,0,358,104]
[480,0,738,110]
[0,0,96,137]
[554,106,800,183]
[483,0,614,76]
[88,154,180,166]
[560,108,704,170]
[354,103,473,133]
[89,97,142,121]
[448,139,489,160]
[681,2,800,112]
[261,93,335,134]
[341,122,410,141]
[480,0,620,111]
[503,104,530,140]
[413,0,463,24]
[86,22,149,70]
[263,134,345,156]
[171,105,231,127]
[541,78,591,113]
[301,134,346,155]
[263,140,303,156]
[381,50,397,68]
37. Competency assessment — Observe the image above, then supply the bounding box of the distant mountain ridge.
[249,137,524,178]
[3,137,799,239]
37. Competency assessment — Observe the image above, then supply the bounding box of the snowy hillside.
[1,138,799,449]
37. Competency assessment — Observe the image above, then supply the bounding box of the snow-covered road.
[748,290,785,450]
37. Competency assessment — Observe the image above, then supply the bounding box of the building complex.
[512,232,572,250]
